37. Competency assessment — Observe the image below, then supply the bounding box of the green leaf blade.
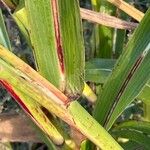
[85,58,115,83]
[25,0,62,89]
[94,8,150,130]
[111,121,150,150]
[0,9,12,50]
[58,0,85,97]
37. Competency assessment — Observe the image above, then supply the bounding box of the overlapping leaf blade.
[85,59,150,101]
[25,0,84,98]
[94,8,150,130]
[111,121,150,150]
[0,45,123,150]
[2,1,85,147]
[0,7,65,148]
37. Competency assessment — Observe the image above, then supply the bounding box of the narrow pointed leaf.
[85,59,150,104]
[93,8,150,130]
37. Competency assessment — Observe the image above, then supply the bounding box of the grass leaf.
[93,8,150,130]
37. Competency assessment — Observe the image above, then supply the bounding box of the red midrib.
[0,80,52,136]
[103,55,144,127]
[0,80,32,116]
[51,0,64,73]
